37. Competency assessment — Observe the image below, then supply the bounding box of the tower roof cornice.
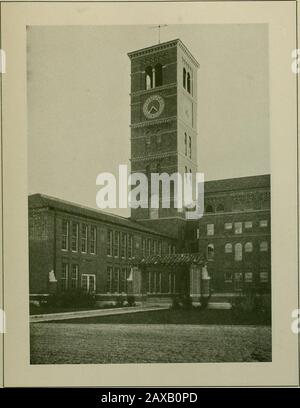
[127,38,200,68]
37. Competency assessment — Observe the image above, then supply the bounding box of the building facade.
[29,38,271,302]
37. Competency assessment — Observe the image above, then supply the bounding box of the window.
[183,67,186,89]
[112,267,120,293]
[148,239,152,256]
[245,221,253,229]
[260,270,268,282]
[62,220,69,251]
[172,245,176,254]
[156,272,162,293]
[225,222,232,230]
[225,243,232,253]
[120,268,127,293]
[189,136,191,159]
[260,241,268,252]
[81,274,96,293]
[207,244,214,260]
[187,72,191,93]
[234,222,242,234]
[81,224,88,253]
[168,244,172,255]
[158,241,162,256]
[216,204,224,212]
[121,232,127,258]
[207,224,214,236]
[224,271,232,283]
[155,63,163,87]
[245,242,253,253]
[106,266,113,293]
[234,243,242,261]
[259,220,268,228]
[206,205,213,213]
[71,264,79,289]
[128,234,133,258]
[245,272,253,283]
[142,239,146,257]
[145,66,153,90]
[113,231,120,257]
[61,263,68,291]
[184,133,187,156]
[107,230,113,256]
[90,226,97,254]
[71,222,79,252]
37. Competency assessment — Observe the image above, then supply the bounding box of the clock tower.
[128,39,199,231]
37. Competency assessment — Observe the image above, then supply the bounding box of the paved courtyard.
[30,323,271,364]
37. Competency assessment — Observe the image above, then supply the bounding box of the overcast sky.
[27,24,269,216]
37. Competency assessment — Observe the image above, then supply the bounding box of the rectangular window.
[107,230,113,256]
[224,222,232,230]
[148,239,152,256]
[153,240,157,255]
[112,267,120,293]
[81,274,96,293]
[128,234,133,258]
[224,271,232,283]
[61,263,68,291]
[81,224,88,253]
[172,245,176,254]
[106,266,113,293]
[158,241,162,256]
[62,220,69,251]
[189,136,191,159]
[245,221,253,229]
[71,222,79,252]
[207,224,214,236]
[259,220,268,228]
[260,271,268,282]
[113,231,120,258]
[90,226,97,254]
[142,239,146,257]
[245,272,253,283]
[71,264,79,289]
[168,244,172,255]
[234,222,242,234]
[121,232,127,258]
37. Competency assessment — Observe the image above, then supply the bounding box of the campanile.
[128,39,199,224]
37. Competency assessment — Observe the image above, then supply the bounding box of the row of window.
[184,133,192,159]
[207,241,269,261]
[206,220,268,236]
[61,262,96,292]
[224,271,269,284]
[106,266,129,294]
[147,271,176,294]
[62,221,97,254]
[106,230,175,258]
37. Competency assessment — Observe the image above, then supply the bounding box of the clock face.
[143,95,165,119]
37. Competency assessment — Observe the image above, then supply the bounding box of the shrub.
[127,295,136,307]
[46,289,96,309]
[116,296,126,308]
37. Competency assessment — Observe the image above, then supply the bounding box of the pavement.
[30,304,169,323]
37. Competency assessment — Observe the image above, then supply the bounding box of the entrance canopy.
[133,253,206,267]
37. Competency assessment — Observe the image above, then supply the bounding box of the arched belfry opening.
[187,72,191,94]
[145,66,153,90]
[155,63,163,87]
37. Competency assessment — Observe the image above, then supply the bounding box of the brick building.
[29,38,271,303]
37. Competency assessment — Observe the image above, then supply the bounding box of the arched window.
[205,204,213,213]
[155,63,163,87]
[207,244,214,260]
[187,72,191,94]
[245,242,253,253]
[225,243,232,253]
[260,241,268,252]
[234,243,242,261]
[216,203,224,212]
[184,132,187,156]
[145,66,153,90]
[183,68,186,89]
[189,136,191,159]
